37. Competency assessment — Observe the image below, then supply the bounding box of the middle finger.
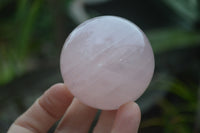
[55,98,97,133]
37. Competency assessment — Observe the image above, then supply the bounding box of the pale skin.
[8,83,141,133]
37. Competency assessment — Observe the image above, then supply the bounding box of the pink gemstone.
[60,16,155,110]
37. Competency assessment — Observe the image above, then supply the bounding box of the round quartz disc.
[60,16,155,110]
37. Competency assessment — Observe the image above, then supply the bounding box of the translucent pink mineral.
[60,16,155,110]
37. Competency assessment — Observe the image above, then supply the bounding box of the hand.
[8,83,141,133]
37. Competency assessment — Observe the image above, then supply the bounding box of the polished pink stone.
[60,16,155,110]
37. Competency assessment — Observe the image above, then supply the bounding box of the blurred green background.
[0,0,200,132]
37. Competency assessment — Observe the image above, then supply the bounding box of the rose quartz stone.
[60,16,154,110]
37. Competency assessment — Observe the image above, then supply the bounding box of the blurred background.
[0,0,200,132]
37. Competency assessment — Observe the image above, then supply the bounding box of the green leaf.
[14,0,43,60]
[162,0,198,27]
[146,28,200,53]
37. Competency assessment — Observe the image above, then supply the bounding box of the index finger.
[8,83,73,133]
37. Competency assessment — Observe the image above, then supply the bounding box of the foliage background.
[0,0,199,132]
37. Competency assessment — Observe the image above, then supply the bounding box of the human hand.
[8,83,141,133]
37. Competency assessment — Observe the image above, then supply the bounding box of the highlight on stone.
[60,16,155,110]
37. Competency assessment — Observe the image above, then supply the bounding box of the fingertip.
[45,83,74,102]
[119,102,141,121]
[111,102,141,133]
[55,98,97,133]
[48,83,73,95]
[38,83,74,119]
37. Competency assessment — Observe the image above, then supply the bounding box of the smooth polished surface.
[60,16,154,110]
